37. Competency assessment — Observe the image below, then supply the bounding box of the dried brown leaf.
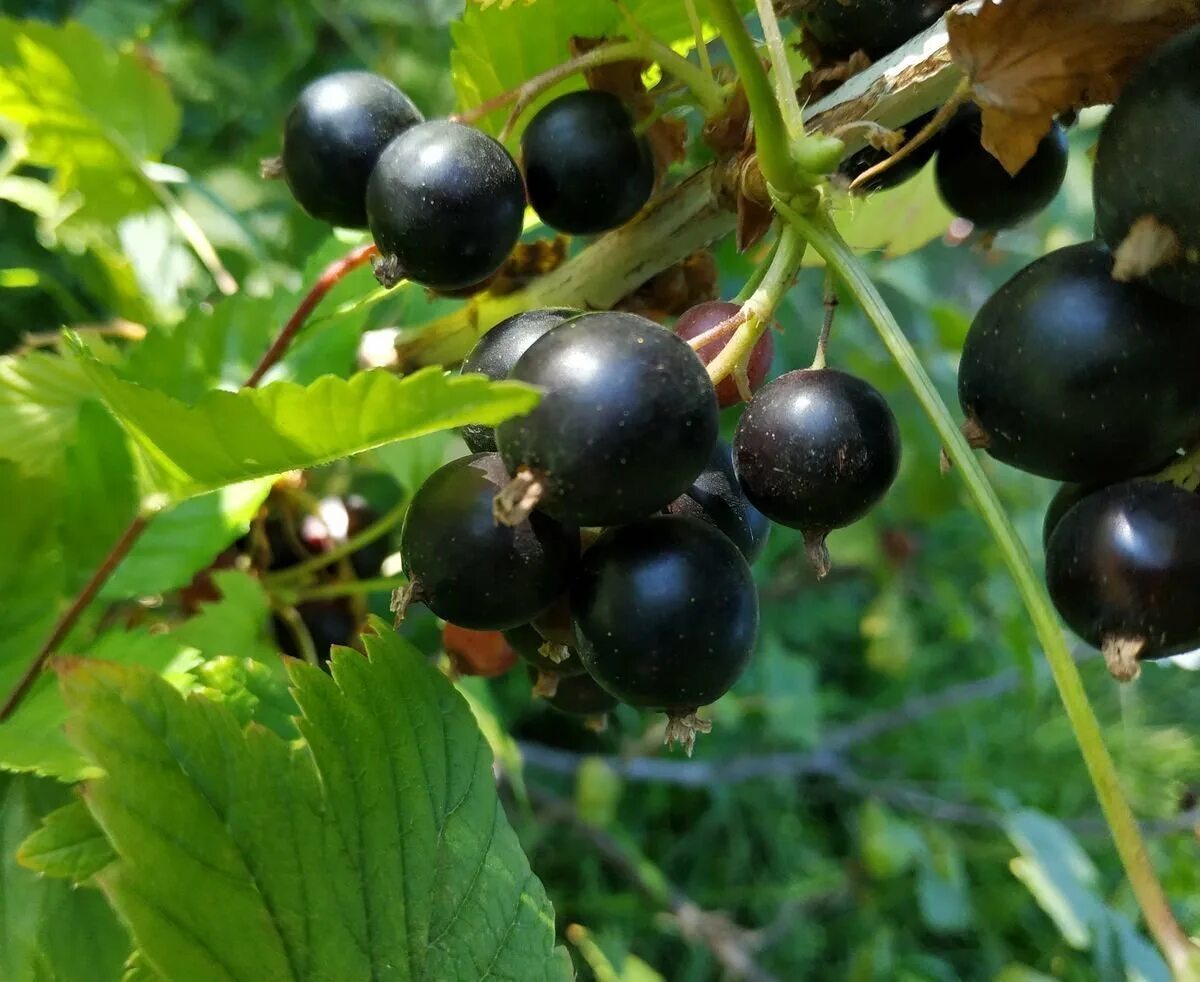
[948,0,1200,173]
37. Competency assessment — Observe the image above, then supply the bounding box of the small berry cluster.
[400,305,901,751]
[277,73,655,291]
[955,28,1200,680]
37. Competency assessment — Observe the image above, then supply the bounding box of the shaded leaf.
[947,0,1200,172]
[59,623,570,981]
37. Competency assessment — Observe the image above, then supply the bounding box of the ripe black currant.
[935,108,1067,230]
[1045,480,1200,680]
[570,515,758,751]
[528,667,619,719]
[666,440,771,565]
[958,241,1200,483]
[520,90,654,235]
[1094,26,1200,308]
[459,307,581,453]
[1042,483,1094,551]
[495,311,719,527]
[274,600,358,667]
[505,623,585,696]
[733,368,900,575]
[796,0,955,60]
[674,301,774,409]
[281,71,423,229]
[366,120,526,290]
[399,454,578,630]
[837,110,941,193]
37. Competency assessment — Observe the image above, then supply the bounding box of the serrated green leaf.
[0,774,130,982]
[189,656,299,741]
[100,479,273,601]
[60,400,139,591]
[17,798,114,882]
[77,341,540,500]
[0,351,96,474]
[450,0,747,140]
[59,622,570,981]
[0,17,180,231]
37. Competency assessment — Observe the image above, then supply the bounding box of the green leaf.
[18,798,115,882]
[60,622,571,981]
[77,341,541,500]
[450,0,744,139]
[173,570,274,663]
[915,827,972,934]
[100,479,273,600]
[0,351,96,475]
[0,774,130,982]
[0,17,180,230]
[60,400,139,591]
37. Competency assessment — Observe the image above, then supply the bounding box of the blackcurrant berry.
[674,301,774,409]
[1094,26,1200,307]
[733,368,900,575]
[273,600,359,667]
[281,71,423,229]
[459,307,581,453]
[399,453,578,630]
[935,108,1067,230]
[520,90,655,235]
[366,120,526,290]
[666,440,771,565]
[958,241,1200,483]
[1042,483,1095,552]
[342,494,393,580]
[837,110,941,193]
[528,667,619,718]
[1045,480,1200,680]
[495,311,719,527]
[505,623,585,696]
[570,515,758,751]
[796,0,955,60]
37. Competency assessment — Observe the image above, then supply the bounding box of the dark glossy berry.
[366,120,526,290]
[496,311,719,527]
[521,90,654,235]
[571,516,758,746]
[1094,26,1200,307]
[281,71,423,228]
[666,440,771,564]
[1045,481,1200,680]
[274,600,358,667]
[958,241,1200,483]
[400,454,578,629]
[442,624,518,678]
[674,301,774,408]
[1042,483,1096,552]
[796,0,955,60]
[837,110,941,192]
[733,368,900,573]
[504,623,585,678]
[531,668,620,718]
[459,308,581,452]
[935,108,1067,230]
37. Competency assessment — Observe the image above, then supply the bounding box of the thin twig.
[0,512,155,721]
[245,243,378,387]
[810,270,837,370]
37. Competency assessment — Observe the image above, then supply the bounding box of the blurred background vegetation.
[0,2,1197,980]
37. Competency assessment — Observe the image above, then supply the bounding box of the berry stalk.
[783,201,1200,979]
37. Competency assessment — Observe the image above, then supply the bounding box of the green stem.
[705,0,797,192]
[293,577,406,603]
[753,0,805,137]
[782,200,1200,979]
[706,224,805,384]
[265,499,406,586]
[732,233,780,303]
[642,37,725,115]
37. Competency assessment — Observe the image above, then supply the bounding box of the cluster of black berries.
[398,305,901,750]
[954,28,1200,681]
[277,71,655,290]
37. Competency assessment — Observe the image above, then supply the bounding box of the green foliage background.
[0,1,1197,979]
